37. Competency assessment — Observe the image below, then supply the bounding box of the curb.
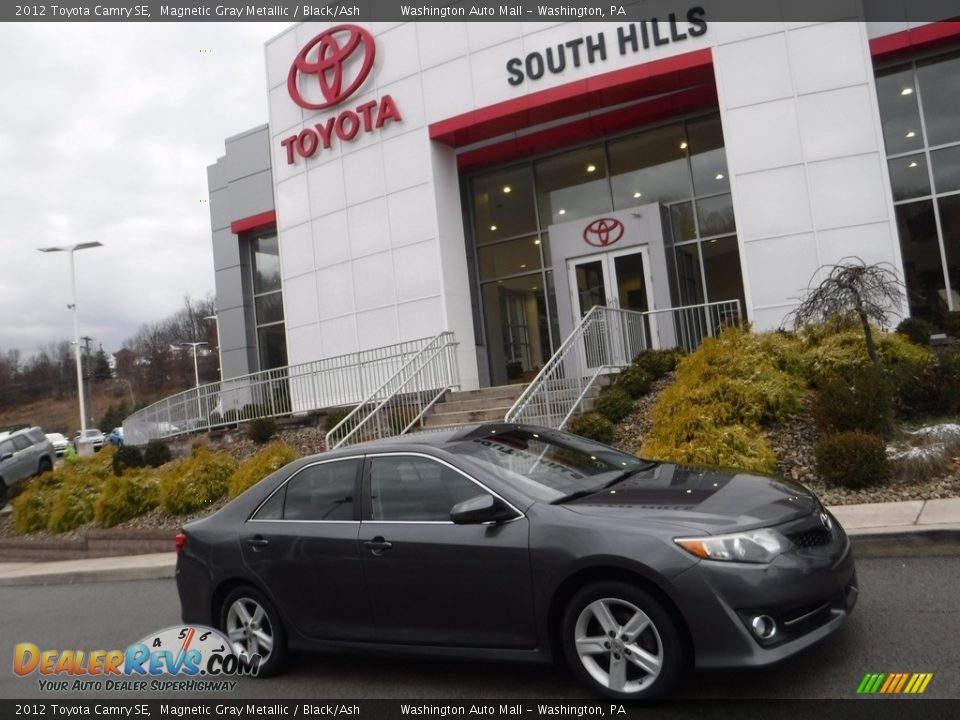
[848,526,960,557]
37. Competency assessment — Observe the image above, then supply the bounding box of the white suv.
[0,427,55,506]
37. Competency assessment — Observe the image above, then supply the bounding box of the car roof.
[307,422,560,462]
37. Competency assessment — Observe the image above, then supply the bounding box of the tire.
[219,586,287,678]
[0,480,7,508]
[561,581,685,700]
[37,457,53,475]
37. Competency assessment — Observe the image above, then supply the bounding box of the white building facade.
[209,15,960,390]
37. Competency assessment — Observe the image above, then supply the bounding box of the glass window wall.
[878,51,960,328]
[468,112,743,386]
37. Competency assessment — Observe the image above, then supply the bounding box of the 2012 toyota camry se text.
[175,424,858,699]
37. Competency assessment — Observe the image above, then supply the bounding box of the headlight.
[674,528,792,563]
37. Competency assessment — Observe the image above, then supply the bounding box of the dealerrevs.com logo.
[13,625,259,692]
[280,24,403,165]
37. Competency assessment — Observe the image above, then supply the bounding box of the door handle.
[246,535,270,549]
[363,536,393,555]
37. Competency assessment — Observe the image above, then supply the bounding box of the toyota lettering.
[281,25,402,165]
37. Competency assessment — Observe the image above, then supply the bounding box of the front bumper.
[669,513,857,669]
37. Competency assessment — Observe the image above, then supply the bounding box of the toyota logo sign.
[582,218,625,247]
[288,25,376,110]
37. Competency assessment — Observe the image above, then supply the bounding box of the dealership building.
[207,14,960,393]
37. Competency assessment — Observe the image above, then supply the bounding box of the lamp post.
[38,242,103,436]
[181,341,208,425]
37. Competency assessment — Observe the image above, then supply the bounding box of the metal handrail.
[122,334,450,446]
[325,331,460,449]
[505,300,742,430]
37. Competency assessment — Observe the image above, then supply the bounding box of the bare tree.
[790,258,906,368]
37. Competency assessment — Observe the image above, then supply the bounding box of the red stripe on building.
[429,48,714,149]
[230,210,277,235]
[870,20,960,60]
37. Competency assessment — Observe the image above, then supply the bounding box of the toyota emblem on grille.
[582,218,625,247]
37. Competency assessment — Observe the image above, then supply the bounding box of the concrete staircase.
[422,384,528,429]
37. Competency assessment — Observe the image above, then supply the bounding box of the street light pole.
[39,242,103,436]
[181,341,208,425]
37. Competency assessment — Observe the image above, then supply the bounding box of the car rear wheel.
[0,480,7,508]
[38,458,53,475]
[220,586,287,678]
[562,581,685,700]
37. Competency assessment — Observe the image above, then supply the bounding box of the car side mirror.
[450,494,517,525]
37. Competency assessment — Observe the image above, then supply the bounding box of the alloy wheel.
[573,597,664,694]
[225,596,275,662]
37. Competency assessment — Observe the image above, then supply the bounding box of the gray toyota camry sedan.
[176,423,857,699]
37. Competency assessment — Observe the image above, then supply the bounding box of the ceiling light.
[680,141,688,149]
[520,264,527,269]
[490,225,497,231]
[715,173,724,180]
[534,239,541,245]
[901,87,913,95]
[558,209,566,215]
[532,286,538,290]
[633,192,642,198]
[905,131,916,138]
[586,164,597,173]
[908,161,918,168]
[502,186,511,193]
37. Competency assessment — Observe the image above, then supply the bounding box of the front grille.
[788,527,832,548]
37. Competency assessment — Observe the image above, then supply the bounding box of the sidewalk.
[1,499,959,586]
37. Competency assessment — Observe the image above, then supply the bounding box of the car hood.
[561,462,818,534]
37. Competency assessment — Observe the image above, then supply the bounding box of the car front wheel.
[220,586,287,678]
[561,581,685,700]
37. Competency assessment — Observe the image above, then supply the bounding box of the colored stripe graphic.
[857,672,932,694]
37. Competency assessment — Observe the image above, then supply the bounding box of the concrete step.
[445,384,527,402]
[438,395,529,413]
[422,405,514,428]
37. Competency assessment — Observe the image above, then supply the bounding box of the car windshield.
[446,426,652,503]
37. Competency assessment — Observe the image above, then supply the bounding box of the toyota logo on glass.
[281,25,402,165]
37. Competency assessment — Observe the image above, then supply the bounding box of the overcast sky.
[0,22,292,358]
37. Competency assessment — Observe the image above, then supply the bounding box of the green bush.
[158,446,237,514]
[594,387,634,422]
[632,349,683,379]
[143,440,173,468]
[896,317,935,346]
[11,471,62,534]
[642,421,778,474]
[248,417,277,445]
[567,413,615,445]
[94,468,160,528]
[228,441,301,498]
[614,365,652,399]
[814,431,890,489]
[112,445,144,476]
[641,327,804,473]
[804,326,931,387]
[945,311,960,338]
[897,346,960,417]
[813,364,894,438]
[325,406,354,432]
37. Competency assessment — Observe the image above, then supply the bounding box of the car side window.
[11,435,30,452]
[251,487,284,521]
[368,456,487,522]
[0,440,13,458]
[283,459,358,521]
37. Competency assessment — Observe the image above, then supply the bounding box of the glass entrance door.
[567,247,657,355]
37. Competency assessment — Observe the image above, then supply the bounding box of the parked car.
[176,424,857,699]
[106,427,124,446]
[73,428,106,452]
[44,432,70,456]
[0,427,55,506]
